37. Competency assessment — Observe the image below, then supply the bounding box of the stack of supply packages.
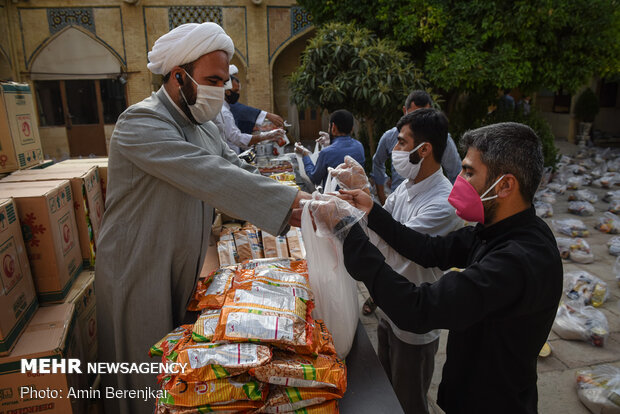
[217,222,305,268]
[150,258,346,413]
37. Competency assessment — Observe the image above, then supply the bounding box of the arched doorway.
[30,27,127,157]
[271,30,318,142]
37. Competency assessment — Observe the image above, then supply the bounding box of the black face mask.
[226,91,240,105]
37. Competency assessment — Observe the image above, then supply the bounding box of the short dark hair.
[330,109,354,135]
[405,90,432,110]
[396,108,448,163]
[460,122,543,203]
[162,61,195,84]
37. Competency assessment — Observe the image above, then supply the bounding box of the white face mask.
[392,142,425,179]
[180,71,224,124]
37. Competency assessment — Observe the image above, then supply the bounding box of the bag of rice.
[213,289,313,349]
[160,374,268,407]
[175,342,272,382]
[192,309,221,342]
[256,386,342,413]
[234,262,313,302]
[250,351,346,393]
[196,268,236,310]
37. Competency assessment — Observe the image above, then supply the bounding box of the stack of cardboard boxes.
[0,82,104,414]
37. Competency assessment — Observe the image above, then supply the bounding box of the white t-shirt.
[369,167,463,345]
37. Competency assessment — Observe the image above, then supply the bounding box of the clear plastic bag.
[568,201,595,216]
[569,189,599,204]
[614,257,620,287]
[603,190,620,203]
[566,176,586,190]
[535,189,557,204]
[595,212,620,234]
[300,196,362,358]
[547,183,567,194]
[556,237,594,263]
[608,201,620,215]
[608,236,620,256]
[564,271,608,307]
[553,219,590,237]
[576,365,620,414]
[553,301,609,347]
[534,201,553,218]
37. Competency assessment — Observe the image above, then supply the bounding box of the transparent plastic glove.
[301,192,365,240]
[260,128,285,142]
[330,155,370,193]
[316,131,330,147]
[294,142,311,156]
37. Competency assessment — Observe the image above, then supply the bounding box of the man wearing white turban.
[95,22,309,414]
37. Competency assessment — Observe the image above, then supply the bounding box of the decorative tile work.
[291,6,312,36]
[47,8,95,35]
[168,6,223,29]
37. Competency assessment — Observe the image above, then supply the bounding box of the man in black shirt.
[336,122,563,413]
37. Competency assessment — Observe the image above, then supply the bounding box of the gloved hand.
[316,131,330,147]
[330,155,371,194]
[302,192,365,239]
[294,142,312,157]
[259,128,285,142]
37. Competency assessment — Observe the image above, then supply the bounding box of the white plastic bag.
[300,198,360,358]
[576,365,620,414]
[564,271,608,307]
[553,301,609,347]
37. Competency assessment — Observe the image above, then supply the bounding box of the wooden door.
[62,80,107,156]
[298,107,322,141]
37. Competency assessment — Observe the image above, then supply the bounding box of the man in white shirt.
[368,108,462,413]
[213,65,284,153]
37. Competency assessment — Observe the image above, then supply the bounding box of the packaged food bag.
[234,262,313,302]
[564,271,608,307]
[256,386,342,413]
[174,342,272,382]
[595,212,620,234]
[192,309,221,342]
[556,237,594,264]
[608,236,620,256]
[262,231,290,258]
[603,190,620,203]
[160,374,268,407]
[250,351,346,393]
[156,400,263,413]
[534,201,553,218]
[234,228,264,261]
[553,219,590,237]
[614,257,620,287]
[547,183,567,194]
[552,301,609,347]
[576,365,620,414]
[217,240,238,266]
[195,268,236,310]
[300,195,362,358]
[568,189,599,203]
[149,325,193,358]
[213,289,313,349]
[296,319,337,357]
[287,228,307,259]
[568,201,595,216]
[535,189,556,204]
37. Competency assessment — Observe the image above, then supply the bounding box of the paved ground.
[357,139,620,414]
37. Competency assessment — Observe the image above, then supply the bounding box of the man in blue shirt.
[295,109,365,189]
[372,90,461,205]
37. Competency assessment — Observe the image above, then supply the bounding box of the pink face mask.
[448,175,505,223]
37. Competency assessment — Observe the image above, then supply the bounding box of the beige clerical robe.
[95,88,297,414]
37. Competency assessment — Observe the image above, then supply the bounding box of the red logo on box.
[3,254,14,278]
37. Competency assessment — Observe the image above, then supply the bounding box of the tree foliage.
[299,0,620,97]
[289,22,430,152]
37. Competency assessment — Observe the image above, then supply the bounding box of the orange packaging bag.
[191,309,221,342]
[160,374,268,407]
[155,400,262,413]
[149,325,193,358]
[294,320,337,357]
[213,289,313,349]
[256,386,342,413]
[250,351,346,394]
[175,342,272,382]
[197,268,236,310]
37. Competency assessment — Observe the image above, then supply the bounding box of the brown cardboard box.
[0,303,88,414]
[0,82,44,173]
[1,166,104,268]
[64,270,96,370]
[0,180,82,303]
[52,158,108,203]
[0,198,38,356]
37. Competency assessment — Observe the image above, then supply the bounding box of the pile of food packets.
[150,258,346,413]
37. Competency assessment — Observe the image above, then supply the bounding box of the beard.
[482,197,499,225]
[178,81,198,122]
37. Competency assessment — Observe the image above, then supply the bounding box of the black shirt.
[343,204,562,413]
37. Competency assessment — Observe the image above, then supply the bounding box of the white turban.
[147,22,234,75]
[229,64,239,76]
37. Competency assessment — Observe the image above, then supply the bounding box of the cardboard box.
[0,180,82,303]
[0,166,104,268]
[0,198,38,356]
[52,159,108,203]
[0,82,44,173]
[64,270,96,373]
[0,303,88,414]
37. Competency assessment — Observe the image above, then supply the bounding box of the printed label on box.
[16,114,35,145]
[58,213,76,256]
[0,237,23,294]
[48,186,71,214]
[0,207,8,233]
